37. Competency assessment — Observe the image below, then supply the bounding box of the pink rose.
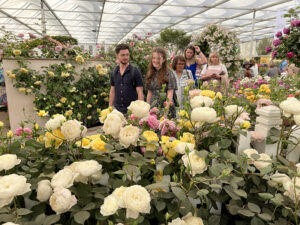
[15,127,23,136]
[141,147,146,153]
[149,107,159,117]
[18,33,24,38]
[159,119,177,136]
[55,46,62,52]
[130,42,134,46]
[250,131,265,142]
[147,115,159,130]
[96,45,101,48]
[130,114,138,121]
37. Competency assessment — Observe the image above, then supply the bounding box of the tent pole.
[249,10,256,59]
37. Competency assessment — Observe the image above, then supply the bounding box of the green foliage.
[256,38,273,55]
[51,36,78,45]
[157,28,191,52]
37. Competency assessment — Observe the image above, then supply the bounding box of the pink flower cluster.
[15,127,32,138]
[159,119,178,136]
[273,39,281,47]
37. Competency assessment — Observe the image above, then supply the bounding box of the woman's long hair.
[184,45,196,63]
[208,51,221,66]
[146,47,168,89]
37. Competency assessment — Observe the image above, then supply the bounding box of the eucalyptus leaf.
[17,208,32,215]
[251,217,265,225]
[43,214,60,225]
[248,202,261,214]
[258,213,272,221]
[197,189,209,196]
[74,211,90,224]
[258,193,273,200]
[171,186,187,201]
[238,209,255,217]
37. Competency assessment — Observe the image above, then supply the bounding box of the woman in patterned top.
[146,47,177,117]
[171,55,193,107]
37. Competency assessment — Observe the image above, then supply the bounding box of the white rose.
[49,187,77,214]
[37,180,53,202]
[100,195,119,216]
[103,113,123,138]
[3,223,19,225]
[91,172,109,186]
[119,125,140,148]
[190,96,214,109]
[182,213,204,225]
[243,148,258,164]
[68,160,102,177]
[175,142,195,154]
[109,109,126,124]
[61,120,87,141]
[0,154,21,171]
[268,173,291,189]
[284,177,300,202]
[168,218,187,225]
[253,153,272,171]
[294,114,300,126]
[182,151,207,176]
[225,105,244,116]
[112,186,127,208]
[191,107,218,124]
[51,168,77,189]
[296,163,300,175]
[279,97,300,117]
[123,185,151,219]
[128,100,150,119]
[45,115,66,130]
[0,174,31,208]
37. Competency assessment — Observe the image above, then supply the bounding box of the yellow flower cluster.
[200,90,215,99]
[96,64,108,76]
[75,134,107,152]
[243,88,256,102]
[178,110,189,118]
[99,107,113,123]
[37,110,48,117]
[177,119,194,130]
[75,55,84,63]
[13,49,21,56]
[241,121,251,130]
[142,131,159,151]
[44,129,66,149]
[259,84,271,94]
[160,136,180,162]
[180,132,195,145]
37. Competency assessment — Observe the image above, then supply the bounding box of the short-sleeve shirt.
[148,69,177,106]
[173,69,192,107]
[110,64,143,114]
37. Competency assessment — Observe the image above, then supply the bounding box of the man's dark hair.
[115,44,130,54]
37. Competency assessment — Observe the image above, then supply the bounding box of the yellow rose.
[100,92,107,97]
[7,130,14,138]
[65,110,73,116]
[87,104,92,108]
[34,81,42,85]
[37,110,48,117]
[142,131,159,151]
[96,64,103,70]
[98,68,107,76]
[13,49,21,55]
[18,88,26,93]
[241,121,251,130]
[180,132,195,145]
[8,74,16,79]
[215,92,222,100]
[178,110,189,118]
[26,89,32,93]
[61,72,70,77]
[76,55,84,63]
[34,123,39,130]
[91,139,107,152]
[200,90,215,99]
[99,107,113,123]
[0,121,4,127]
[184,120,194,129]
[44,130,66,149]
[48,71,54,77]
[160,136,169,144]
[60,97,67,103]
[76,138,91,148]
[20,68,28,74]
[6,70,11,75]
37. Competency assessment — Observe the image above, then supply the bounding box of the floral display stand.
[3,59,102,131]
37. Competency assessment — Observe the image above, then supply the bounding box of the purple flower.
[18,33,24,38]
[291,20,300,27]
[283,27,290,35]
[286,52,294,59]
[55,46,62,52]
[265,46,272,53]
[275,31,282,38]
[28,33,36,39]
[273,39,281,47]
[271,51,278,58]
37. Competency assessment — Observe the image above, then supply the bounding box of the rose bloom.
[279,97,300,117]
[68,160,102,177]
[0,154,21,171]
[112,186,127,208]
[265,46,272,53]
[159,119,177,136]
[146,115,160,130]
[103,113,123,138]
[55,46,62,52]
[0,174,31,208]
[100,195,119,216]
[284,177,300,203]
[18,33,24,38]
[253,153,272,171]
[283,27,290,35]
[76,55,84,63]
[191,107,218,124]
[45,115,66,130]
[271,51,278,57]
[49,187,77,214]
[13,49,21,55]
[122,185,151,219]
[61,119,87,141]
[275,31,282,38]
[182,151,207,176]
[175,142,194,154]
[119,125,139,148]
[51,168,77,189]
[225,105,244,116]
[168,218,187,225]
[127,100,150,119]
[268,173,291,190]
[36,180,53,202]
[183,213,204,225]
[286,52,294,59]
[190,95,214,108]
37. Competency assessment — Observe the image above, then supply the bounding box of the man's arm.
[109,86,115,107]
[146,90,152,104]
[136,86,144,101]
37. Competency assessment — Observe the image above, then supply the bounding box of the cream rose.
[283,177,300,202]
[253,153,272,171]
[103,113,123,138]
[296,163,300,175]
[243,148,259,164]
[45,115,66,130]
[112,186,127,208]
[49,187,77,214]
[225,105,244,116]
[0,154,21,171]
[0,174,31,208]
[61,119,87,141]
[123,185,151,219]
[127,100,150,119]
[68,160,102,177]
[119,125,140,148]
[175,142,195,154]
[268,173,291,190]
[168,218,187,225]
[183,214,204,225]
[190,96,214,109]
[51,168,77,189]
[280,97,300,117]
[100,195,119,216]
[294,114,300,126]
[109,109,126,124]
[191,107,218,124]
[36,180,53,202]
[3,223,20,225]
[182,151,207,176]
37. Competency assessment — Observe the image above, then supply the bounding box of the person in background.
[109,44,144,114]
[171,55,193,107]
[243,61,253,78]
[146,47,177,117]
[287,63,300,77]
[201,51,228,92]
[184,45,207,86]
[250,59,259,77]
[266,60,280,77]
[279,60,288,73]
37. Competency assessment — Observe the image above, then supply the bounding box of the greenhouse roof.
[0,0,298,45]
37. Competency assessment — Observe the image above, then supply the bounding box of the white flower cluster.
[190,96,214,109]
[100,185,151,219]
[279,98,300,125]
[243,149,272,171]
[191,107,219,127]
[45,114,66,130]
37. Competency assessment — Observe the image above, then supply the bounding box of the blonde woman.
[201,51,228,91]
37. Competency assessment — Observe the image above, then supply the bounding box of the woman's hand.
[194,46,201,54]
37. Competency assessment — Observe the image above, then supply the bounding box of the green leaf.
[272,193,284,206]
[248,203,261,214]
[219,139,231,149]
[258,213,272,221]
[258,193,273,200]
[208,215,221,225]
[82,202,96,211]
[224,185,240,200]
[238,209,255,217]
[17,208,32,215]
[195,150,209,158]
[171,186,187,201]
[197,189,209,196]
[43,215,60,225]
[104,143,114,150]
[0,214,15,223]
[209,184,222,189]
[155,201,166,211]
[234,189,247,198]
[74,211,90,224]
[251,217,265,225]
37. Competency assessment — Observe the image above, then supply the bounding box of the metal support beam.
[41,0,47,35]
[41,0,71,36]
[96,0,106,44]
[249,10,256,59]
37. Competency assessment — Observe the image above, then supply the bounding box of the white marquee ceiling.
[0,0,297,45]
